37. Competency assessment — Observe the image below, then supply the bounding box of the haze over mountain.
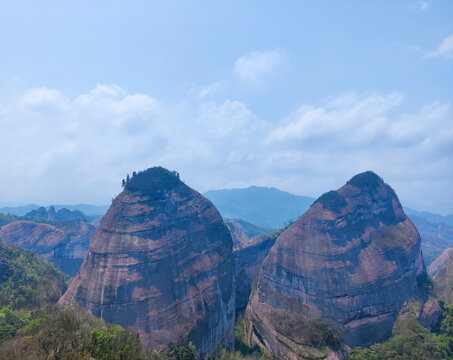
[405,207,453,227]
[0,204,108,217]
[204,186,314,228]
[1,1,453,358]
[409,215,453,265]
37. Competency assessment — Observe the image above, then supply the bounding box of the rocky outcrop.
[24,206,90,223]
[58,167,235,355]
[246,171,425,359]
[0,219,95,276]
[225,219,250,246]
[234,229,284,313]
[398,296,442,331]
[429,248,453,303]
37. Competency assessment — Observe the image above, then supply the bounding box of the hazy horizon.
[1,1,452,214]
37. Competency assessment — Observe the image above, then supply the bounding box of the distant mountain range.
[0,204,109,217]
[204,186,315,228]
[2,188,452,265]
[405,207,453,227]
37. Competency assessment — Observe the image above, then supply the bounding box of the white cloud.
[423,34,453,59]
[0,84,452,213]
[407,0,429,12]
[267,93,404,146]
[234,50,288,83]
[198,82,221,99]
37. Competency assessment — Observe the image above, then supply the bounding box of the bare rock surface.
[225,219,250,246]
[58,167,235,355]
[429,247,453,303]
[0,219,95,276]
[234,229,284,313]
[246,171,425,359]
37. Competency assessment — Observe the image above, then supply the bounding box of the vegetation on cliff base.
[348,304,453,360]
[0,241,68,311]
[267,311,341,351]
[0,305,145,360]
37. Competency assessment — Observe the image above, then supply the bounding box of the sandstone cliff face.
[225,219,250,246]
[58,167,235,355]
[246,171,424,359]
[0,219,95,276]
[429,248,453,304]
[234,229,284,313]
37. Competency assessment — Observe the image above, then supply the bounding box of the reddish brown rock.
[246,171,425,359]
[58,167,235,355]
[0,219,95,276]
[429,247,453,303]
[225,219,250,246]
[234,229,284,313]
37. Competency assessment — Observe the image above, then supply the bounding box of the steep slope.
[428,248,453,304]
[234,229,284,313]
[204,186,314,228]
[246,171,425,359]
[58,167,235,355]
[0,220,95,276]
[227,218,275,239]
[225,219,250,246]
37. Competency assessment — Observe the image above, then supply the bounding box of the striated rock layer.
[234,229,284,313]
[225,219,250,246]
[246,171,424,359]
[0,219,95,276]
[58,167,235,355]
[429,247,453,304]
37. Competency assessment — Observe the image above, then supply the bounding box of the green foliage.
[440,304,453,337]
[168,342,197,360]
[423,250,444,267]
[304,322,341,350]
[314,191,347,212]
[204,315,273,360]
[125,167,181,196]
[0,242,68,310]
[348,312,453,360]
[234,315,254,356]
[416,271,434,297]
[87,325,142,360]
[0,306,29,341]
[268,311,340,350]
[0,305,145,360]
[0,214,18,227]
[205,347,273,360]
[229,219,275,239]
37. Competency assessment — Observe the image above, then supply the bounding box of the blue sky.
[0,0,452,213]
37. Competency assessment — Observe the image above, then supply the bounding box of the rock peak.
[245,173,424,358]
[346,170,384,189]
[124,166,181,195]
[59,168,235,355]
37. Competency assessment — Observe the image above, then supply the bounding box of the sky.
[0,0,452,214]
